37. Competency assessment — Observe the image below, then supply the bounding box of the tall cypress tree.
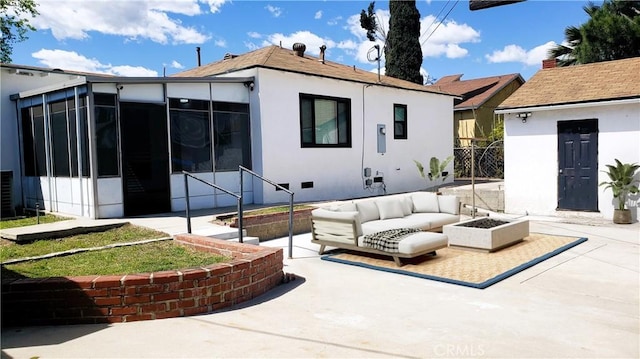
[385,0,423,85]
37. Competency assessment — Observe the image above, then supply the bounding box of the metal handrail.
[239,165,295,259]
[182,171,243,243]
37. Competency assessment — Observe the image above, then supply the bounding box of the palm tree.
[547,0,640,66]
[548,25,582,66]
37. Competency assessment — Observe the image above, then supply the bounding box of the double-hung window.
[394,104,407,139]
[300,94,351,147]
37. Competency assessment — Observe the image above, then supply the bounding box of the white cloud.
[32,49,159,76]
[214,38,227,47]
[485,45,527,63]
[486,41,556,66]
[315,10,323,20]
[171,60,184,69]
[265,5,282,18]
[337,40,358,51]
[148,0,203,16]
[31,0,210,44]
[244,41,260,51]
[263,31,336,56]
[202,0,229,14]
[419,17,480,59]
[110,65,158,77]
[327,16,342,26]
[247,32,262,39]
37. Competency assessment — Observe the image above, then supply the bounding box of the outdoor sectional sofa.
[310,192,460,266]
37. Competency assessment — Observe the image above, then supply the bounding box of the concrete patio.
[1,211,638,358]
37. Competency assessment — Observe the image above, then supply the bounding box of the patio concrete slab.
[1,213,638,359]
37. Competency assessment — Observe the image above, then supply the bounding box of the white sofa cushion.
[356,200,380,223]
[401,196,414,216]
[418,213,459,229]
[438,195,459,215]
[412,192,440,213]
[376,198,405,220]
[336,202,357,212]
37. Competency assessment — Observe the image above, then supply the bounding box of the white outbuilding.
[496,57,640,222]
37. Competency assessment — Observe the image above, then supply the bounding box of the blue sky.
[11,0,599,82]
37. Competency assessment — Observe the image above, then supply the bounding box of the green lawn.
[1,224,228,279]
[3,241,228,278]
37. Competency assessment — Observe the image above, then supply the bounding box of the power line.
[421,0,460,47]
[420,0,452,40]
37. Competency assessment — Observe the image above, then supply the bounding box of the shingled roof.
[498,57,640,110]
[172,45,453,96]
[429,73,524,110]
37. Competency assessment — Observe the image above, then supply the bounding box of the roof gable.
[173,45,453,96]
[429,73,523,109]
[498,57,640,109]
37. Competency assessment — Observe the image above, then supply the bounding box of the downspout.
[361,84,369,189]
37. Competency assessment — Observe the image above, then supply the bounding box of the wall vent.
[301,181,314,189]
[1,171,14,217]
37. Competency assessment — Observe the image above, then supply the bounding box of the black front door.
[557,119,598,211]
[120,102,170,216]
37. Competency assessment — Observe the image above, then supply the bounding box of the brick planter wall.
[1,235,283,326]
[230,208,313,241]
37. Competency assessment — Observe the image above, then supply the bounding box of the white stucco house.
[1,44,456,219]
[496,57,640,222]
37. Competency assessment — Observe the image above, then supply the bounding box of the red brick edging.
[1,235,284,326]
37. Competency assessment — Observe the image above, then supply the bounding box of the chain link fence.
[454,141,504,179]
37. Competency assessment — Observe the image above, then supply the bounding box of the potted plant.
[414,156,453,192]
[599,159,639,224]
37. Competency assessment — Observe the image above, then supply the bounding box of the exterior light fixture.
[516,112,532,123]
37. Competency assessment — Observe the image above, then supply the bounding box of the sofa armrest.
[311,209,362,245]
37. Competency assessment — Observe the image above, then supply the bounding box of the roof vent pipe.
[293,43,306,57]
[319,45,326,64]
[196,47,201,67]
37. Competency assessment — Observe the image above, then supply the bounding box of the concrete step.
[191,227,246,239]
[190,226,259,245]
[227,236,260,245]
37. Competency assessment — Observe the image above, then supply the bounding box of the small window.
[300,94,351,147]
[394,104,407,139]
